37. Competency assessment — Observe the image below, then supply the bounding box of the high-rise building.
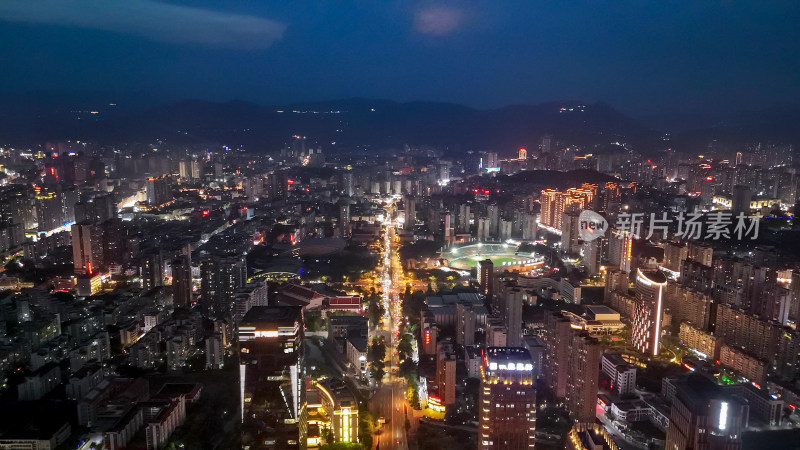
[687,242,713,267]
[436,342,457,406]
[631,269,667,356]
[664,283,713,331]
[205,333,224,369]
[732,184,752,216]
[543,312,571,398]
[140,251,164,291]
[497,287,523,347]
[522,213,538,241]
[566,331,601,423]
[338,202,351,238]
[71,222,103,274]
[539,189,559,229]
[665,374,748,450]
[478,347,536,450]
[146,175,173,206]
[341,171,354,196]
[539,187,595,231]
[171,256,193,308]
[631,270,667,355]
[239,306,306,450]
[581,237,603,277]
[561,208,582,254]
[487,204,500,239]
[35,186,74,233]
[200,256,248,320]
[663,242,688,274]
[403,195,416,229]
[101,218,125,268]
[456,304,477,346]
[608,229,633,272]
[0,184,34,229]
[477,217,490,241]
[477,259,494,298]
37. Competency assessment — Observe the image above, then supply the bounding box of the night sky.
[1,1,799,116]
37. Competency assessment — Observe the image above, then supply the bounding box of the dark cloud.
[0,0,286,49]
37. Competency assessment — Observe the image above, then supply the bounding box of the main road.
[371,202,413,450]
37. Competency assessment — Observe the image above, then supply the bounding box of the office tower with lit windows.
[239,306,306,450]
[478,347,536,450]
[665,374,747,450]
[171,256,192,308]
[631,269,668,356]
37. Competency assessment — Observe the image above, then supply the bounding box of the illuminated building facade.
[566,423,619,450]
[631,270,667,356]
[314,379,358,445]
[665,374,747,450]
[479,347,536,450]
[477,259,494,297]
[538,185,596,231]
[239,306,306,450]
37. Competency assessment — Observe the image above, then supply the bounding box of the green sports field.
[448,255,525,270]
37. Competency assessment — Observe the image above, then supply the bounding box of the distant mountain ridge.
[0,96,656,153]
[0,95,798,154]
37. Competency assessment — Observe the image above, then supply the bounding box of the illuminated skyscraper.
[239,306,306,450]
[631,269,667,356]
[479,347,536,450]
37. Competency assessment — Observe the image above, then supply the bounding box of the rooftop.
[240,306,302,327]
[585,305,618,315]
[485,347,533,366]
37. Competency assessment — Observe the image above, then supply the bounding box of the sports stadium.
[439,241,545,273]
